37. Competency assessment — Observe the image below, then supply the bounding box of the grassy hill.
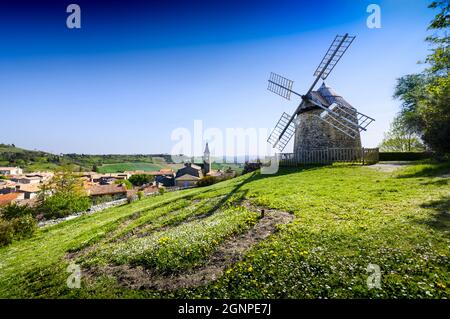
[0,143,177,172]
[0,162,449,298]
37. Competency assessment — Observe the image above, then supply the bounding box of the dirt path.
[366,161,412,173]
[85,203,294,291]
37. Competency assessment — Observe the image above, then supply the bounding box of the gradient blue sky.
[0,0,436,155]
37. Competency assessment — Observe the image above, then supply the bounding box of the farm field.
[96,162,166,173]
[97,161,241,173]
[0,161,449,298]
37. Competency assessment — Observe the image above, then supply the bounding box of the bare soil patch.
[84,202,294,291]
[366,161,412,173]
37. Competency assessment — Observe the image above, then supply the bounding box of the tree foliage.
[379,117,425,152]
[36,167,90,219]
[393,1,450,154]
[0,204,37,247]
[128,174,154,186]
[114,179,133,189]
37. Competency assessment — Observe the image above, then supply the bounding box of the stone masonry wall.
[293,108,362,153]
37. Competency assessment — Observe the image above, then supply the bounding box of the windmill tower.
[267,34,375,155]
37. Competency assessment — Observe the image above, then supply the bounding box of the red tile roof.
[87,184,127,196]
[0,193,21,206]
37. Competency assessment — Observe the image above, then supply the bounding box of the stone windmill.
[267,34,375,154]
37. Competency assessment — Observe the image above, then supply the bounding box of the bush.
[137,191,144,200]
[0,219,14,246]
[91,195,113,206]
[127,194,138,204]
[0,203,34,220]
[158,187,165,195]
[197,176,217,187]
[129,174,154,186]
[36,168,92,219]
[10,215,36,240]
[114,179,132,190]
[379,152,433,161]
[0,214,37,247]
[38,193,91,219]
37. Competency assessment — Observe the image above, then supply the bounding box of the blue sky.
[0,0,436,155]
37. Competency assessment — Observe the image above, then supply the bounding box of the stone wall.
[293,108,361,153]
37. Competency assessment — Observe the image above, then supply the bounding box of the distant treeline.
[0,144,174,172]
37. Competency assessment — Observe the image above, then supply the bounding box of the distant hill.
[0,143,179,173]
[0,144,243,173]
[0,144,60,171]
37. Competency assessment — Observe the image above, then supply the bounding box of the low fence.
[279,148,379,166]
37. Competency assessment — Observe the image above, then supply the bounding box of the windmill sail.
[314,34,356,80]
[265,33,375,152]
[267,72,296,100]
[318,103,360,138]
[267,112,296,151]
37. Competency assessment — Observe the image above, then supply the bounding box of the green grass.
[97,162,164,173]
[85,207,257,274]
[0,162,449,298]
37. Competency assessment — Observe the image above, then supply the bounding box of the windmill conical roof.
[316,82,355,110]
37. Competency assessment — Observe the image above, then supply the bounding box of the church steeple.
[203,142,211,175]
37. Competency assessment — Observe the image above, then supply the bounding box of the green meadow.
[96,162,165,173]
[0,161,448,298]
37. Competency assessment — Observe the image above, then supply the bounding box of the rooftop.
[0,193,21,206]
[87,184,128,196]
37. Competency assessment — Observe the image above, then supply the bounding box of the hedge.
[379,152,433,161]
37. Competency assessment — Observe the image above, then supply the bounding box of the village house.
[0,180,17,195]
[124,169,176,187]
[15,183,41,199]
[80,172,130,184]
[86,184,128,200]
[141,184,159,195]
[0,167,23,176]
[15,176,41,184]
[174,143,211,187]
[0,192,25,207]
[173,144,237,187]
[175,163,203,187]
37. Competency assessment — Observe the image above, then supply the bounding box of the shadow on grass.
[249,163,329,181]
[420,179,449,186]
[418,196,450,231]
[201,177,251,216]
[397,161,450,179]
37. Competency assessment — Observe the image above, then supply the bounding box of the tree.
[379,117,425,152]
[0,204,37,246]
[0,203,35,220]
[128,174,154,186]
[36,167,91,219]
[114,179,133,190]
[393,74,429,134]
[197,176,217,187]
[394,1,450,154]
